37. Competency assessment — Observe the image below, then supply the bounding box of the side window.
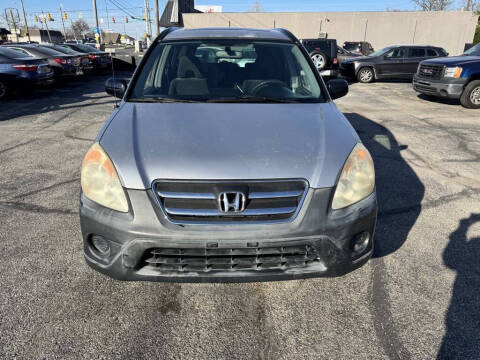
[409,48,425,58]
[426,48,438,57]
[385,47,406,59]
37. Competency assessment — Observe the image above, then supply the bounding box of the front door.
[375,47,407,78]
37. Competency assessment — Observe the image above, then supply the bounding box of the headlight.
[444,67,462,78]
[81,143,128,212]
[332,143,375,210]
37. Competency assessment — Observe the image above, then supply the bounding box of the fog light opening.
[352,232,370,255]
[91,235,111,256]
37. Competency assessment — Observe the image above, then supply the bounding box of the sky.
[0,0,465,39]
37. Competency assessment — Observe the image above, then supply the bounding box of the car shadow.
[438,213,480,359]
[344,113,425,258]
[416,93,461,106]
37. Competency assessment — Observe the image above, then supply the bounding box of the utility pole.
[105,0,110,33]
[154,0,159,37]
[92,0,103,44]
[9,9,19,42]
[363,19,368,42]
[59,6,67,40]
[41,11,52,43]
[70,19,78,41]
[20,0,31,42]
[466,0,471,11]
[144,0,152,43]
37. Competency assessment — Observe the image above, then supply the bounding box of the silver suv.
[80,28,377,282]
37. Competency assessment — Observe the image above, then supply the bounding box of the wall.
[183,11,479,55]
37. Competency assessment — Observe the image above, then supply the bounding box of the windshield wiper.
[206,96,299,103]
[128,97,199,103]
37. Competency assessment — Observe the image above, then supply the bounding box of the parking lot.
[0,75,479,359]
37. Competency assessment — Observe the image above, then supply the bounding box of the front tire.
[460,80,480,109]
[357,67,374,83]
[311,52,327,71]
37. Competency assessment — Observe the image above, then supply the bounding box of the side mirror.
[327,79,348,100]
[105,77,127,99]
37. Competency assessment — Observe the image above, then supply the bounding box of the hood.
[99,102,359,190]
[422,56,480,66]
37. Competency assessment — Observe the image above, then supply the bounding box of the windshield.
[129,40,325,103]
[46,46,78,55]
[68,44,98,53]
[463,43,480,56]
[32,47,66,56]
[368,46,394,57]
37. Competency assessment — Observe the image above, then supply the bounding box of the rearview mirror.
[105,77,128,99]
[327,79,349,100]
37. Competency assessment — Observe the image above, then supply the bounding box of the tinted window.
[0,47,32,58]
[45,46,78,55]
[409,48,425,58]
[426,48,438,57]
[463,43,480,56]
[344,43,360,52]
[130,40,325,103]
[74,44,98,53]
[305,41,331,53]
[31,47,66,56]
[384,47,407,59]
[7,47,31,56]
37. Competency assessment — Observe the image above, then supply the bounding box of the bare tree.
[1,11,22,30]
[412,0,452,10]
[70,19,90,39]
[463,0,479,11]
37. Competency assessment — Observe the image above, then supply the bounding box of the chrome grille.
[143,244,320,272]
[153,180,308,224]
[417,64,444,80]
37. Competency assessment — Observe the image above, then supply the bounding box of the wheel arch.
[355,63,377,79]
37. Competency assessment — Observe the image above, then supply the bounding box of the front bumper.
[80,187,377,283]
[413,76,467,99]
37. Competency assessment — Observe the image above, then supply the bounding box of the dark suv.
[343,41,374,56]
[300,38,338,77]
[340,45,448,83]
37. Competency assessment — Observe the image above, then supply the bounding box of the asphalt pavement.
[0,76,479,359]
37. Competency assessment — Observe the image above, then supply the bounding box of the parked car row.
[300,38,480,109]
[339,43,480,109]
[0,43,112,99]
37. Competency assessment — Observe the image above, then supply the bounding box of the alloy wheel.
[470,86,480,105]
[359,69,373,83]
[311,54,325,70]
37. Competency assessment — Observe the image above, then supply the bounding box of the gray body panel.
[99,101,359,190]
